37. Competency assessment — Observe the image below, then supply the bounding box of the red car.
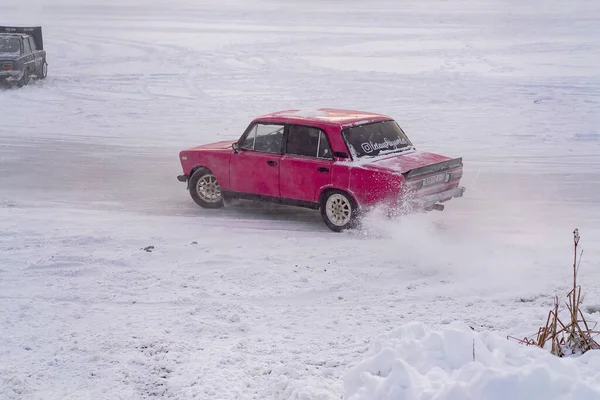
[177,108,465,232]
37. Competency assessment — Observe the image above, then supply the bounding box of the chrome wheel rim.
[43,63,47,77]
[196,173,222,203]
[325,194,351,227]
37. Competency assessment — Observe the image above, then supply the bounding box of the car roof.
[257,108,392,127]
[0,33,26,40]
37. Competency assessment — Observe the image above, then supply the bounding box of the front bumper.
[177,174,189,189]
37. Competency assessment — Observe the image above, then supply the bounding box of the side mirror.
[232,142,239,153]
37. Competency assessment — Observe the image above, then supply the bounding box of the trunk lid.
[360,150,464,193]
[359,150,459,175]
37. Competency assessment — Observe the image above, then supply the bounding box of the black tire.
[17,69,28,87]
[188,167,224,209]
[40,61,47,79]
[320,189,358,232]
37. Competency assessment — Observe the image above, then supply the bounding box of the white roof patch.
[276,109,330,119]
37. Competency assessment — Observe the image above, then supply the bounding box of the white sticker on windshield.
[360,138,407,153]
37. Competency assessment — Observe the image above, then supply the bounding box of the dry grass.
[509,229,600,357]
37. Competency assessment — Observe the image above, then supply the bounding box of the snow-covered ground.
[1,0,600,398]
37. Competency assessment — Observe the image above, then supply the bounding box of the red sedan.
[177,108,465,231]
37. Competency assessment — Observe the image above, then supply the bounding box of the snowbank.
[343,322,600,400]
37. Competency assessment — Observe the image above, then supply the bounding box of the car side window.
[29,37,36,51]
[286,125,332,159]
[240,125,256,150]
[240,123,284,154]
[317,131,332,159]
[22,38,31,54]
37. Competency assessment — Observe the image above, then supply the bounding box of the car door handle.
[267,160,277,166]
[317,167,329,172]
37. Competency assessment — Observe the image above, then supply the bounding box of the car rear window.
[0,38,21,56]
[342,120,413,158]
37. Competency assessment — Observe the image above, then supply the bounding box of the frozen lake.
[1,1,600,398]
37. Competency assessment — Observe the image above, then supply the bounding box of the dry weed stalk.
[508,229,600,357]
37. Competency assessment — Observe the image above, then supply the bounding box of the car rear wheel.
[189,167,224,209]
[17,69,29,87]
[320,190,357,232]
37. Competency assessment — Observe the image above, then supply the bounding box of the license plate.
[422,173,449,187]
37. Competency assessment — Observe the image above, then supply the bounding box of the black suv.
[0,26,47,87]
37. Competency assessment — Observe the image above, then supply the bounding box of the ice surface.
[1,0,600,399]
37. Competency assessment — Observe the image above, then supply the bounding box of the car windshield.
[342,120,413,158]
[0,37,21,56]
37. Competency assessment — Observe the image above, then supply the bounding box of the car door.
[28,37,42,72]
[279,124,333,203]
[229,122,285,198]
[21,38,34,72]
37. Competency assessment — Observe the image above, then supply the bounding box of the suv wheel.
[17,69,29,87]
[320,190,357,232]
[189,167,224,209]
[40,61,48,79]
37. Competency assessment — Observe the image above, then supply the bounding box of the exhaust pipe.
[432,203,444,211]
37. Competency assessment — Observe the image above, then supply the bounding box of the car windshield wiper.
[356,146,413,159]
[377,146,414,156]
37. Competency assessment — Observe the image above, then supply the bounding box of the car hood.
[190,140,237,151]
[356,150,453,175]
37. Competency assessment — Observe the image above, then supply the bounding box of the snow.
[275,109,331,119]
[344,322,600,400]
[1,0,600,399]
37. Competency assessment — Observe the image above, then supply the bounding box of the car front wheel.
[320,190,357,232]
[40,61,47,79]
[189,167,224,209]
